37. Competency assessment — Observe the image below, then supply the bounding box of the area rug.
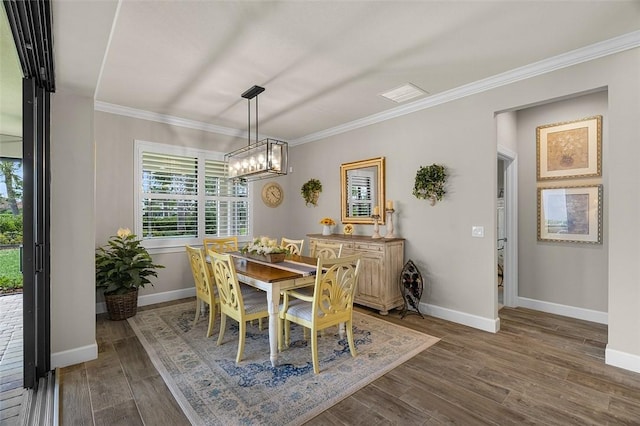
[128,301,439,425]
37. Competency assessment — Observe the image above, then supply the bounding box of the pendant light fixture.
[225,85,288,181]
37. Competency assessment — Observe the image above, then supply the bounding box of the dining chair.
[310,241,343,259]
[279,254,361,374]
[185,245,217,338]
[203,236,239,254]
[281,237,304,256]
[204,236,265,330]
[209,250,270,363]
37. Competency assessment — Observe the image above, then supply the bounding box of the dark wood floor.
[60,299,640,425]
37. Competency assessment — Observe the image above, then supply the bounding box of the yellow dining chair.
[209,250,270,363]
[185,245,217,338]
[203,236,239,254]
[279,254,361,374]
[205,236,265,330]
[310,241,343,259]
[281,237,304,256]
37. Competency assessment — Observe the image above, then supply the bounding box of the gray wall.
[517,91,608,312]
[52,47,640,369]
[50,90,97,365]
[94,111,251,299]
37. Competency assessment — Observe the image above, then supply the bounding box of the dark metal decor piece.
[399,260,424,319]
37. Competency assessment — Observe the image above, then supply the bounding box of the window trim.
[134,139,252,251]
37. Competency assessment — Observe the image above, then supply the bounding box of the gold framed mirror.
[340,157,385,224]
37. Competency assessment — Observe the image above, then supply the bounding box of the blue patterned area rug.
[128,301,439,425]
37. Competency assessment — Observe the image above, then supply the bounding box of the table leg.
[266,285,281,367]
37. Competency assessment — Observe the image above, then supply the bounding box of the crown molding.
[94,30,640,146]
[290,30,640,146]
[94,101,248,139]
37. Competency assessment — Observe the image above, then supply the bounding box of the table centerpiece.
[241,236,289,263]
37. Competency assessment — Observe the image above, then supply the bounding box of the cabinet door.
[355,250,385,303]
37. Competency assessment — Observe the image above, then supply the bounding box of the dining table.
[227,252,319,367]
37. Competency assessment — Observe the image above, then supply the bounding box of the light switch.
[472,226,484,238]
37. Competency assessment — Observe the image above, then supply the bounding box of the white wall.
[50,90,97,367]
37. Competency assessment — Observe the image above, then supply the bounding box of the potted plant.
[413,163,448,206]
[301,178,322,206]
[95,228,164,320]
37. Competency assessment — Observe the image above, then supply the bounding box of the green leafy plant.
[95,228,164,295]
[301,178,323,206]
[413,163,448,206]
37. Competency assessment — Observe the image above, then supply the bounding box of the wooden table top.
[232,254,318,283]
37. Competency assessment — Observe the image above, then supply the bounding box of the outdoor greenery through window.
[0,158,23,294]
[136,141,249,249]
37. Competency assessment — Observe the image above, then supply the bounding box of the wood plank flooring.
[59,299,640,425]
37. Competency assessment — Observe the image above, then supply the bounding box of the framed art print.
[536,116,602,180]
[538,185,602,244]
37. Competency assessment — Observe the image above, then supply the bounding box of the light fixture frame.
[225,85,288,181]
[225,137,288,181]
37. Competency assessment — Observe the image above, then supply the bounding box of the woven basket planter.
[104,288,139,320]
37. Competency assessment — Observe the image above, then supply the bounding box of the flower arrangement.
[319,217,336,226]
[241,236,288,255]
[95,228,164,295]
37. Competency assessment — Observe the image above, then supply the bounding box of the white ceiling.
[20,1,640,143]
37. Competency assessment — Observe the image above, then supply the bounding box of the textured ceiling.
[10,1,640,143]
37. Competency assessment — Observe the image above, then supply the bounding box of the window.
[135,141,250,250]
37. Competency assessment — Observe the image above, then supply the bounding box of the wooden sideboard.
[307,234,405,315]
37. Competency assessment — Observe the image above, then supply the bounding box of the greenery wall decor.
[413,163,448,206]
[301,178,322,206]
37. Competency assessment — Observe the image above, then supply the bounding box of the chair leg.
[236,320,246,363]
[193,299,200,326]
[206,303,215,338]
[346,320,357,357]
[311,328,320,374]
[284,319,291,347]
[258,318,263,330]
[217,314,227,345]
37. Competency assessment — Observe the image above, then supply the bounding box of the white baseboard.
[420,302,500,333]
[96,287,196,314]
[51,343,98,369]
[517,297,608,324]
[605,346,640,374]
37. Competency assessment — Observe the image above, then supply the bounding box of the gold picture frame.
[536,116,602,180]
[537,185,602,244]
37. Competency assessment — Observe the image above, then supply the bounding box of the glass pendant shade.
[225,138,288,180]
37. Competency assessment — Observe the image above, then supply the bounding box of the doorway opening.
[497,148,517,309]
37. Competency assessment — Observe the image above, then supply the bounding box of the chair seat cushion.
[284,298,313,322]
[241,288,269,314]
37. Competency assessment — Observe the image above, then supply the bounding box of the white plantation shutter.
[135,141,250,248]
[141,152,199,238]
[204,159,249,237]
[347,172,374,216]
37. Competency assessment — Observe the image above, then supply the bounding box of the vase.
[322,225,332,236]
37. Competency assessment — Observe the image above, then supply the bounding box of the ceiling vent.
[379,83,428,103]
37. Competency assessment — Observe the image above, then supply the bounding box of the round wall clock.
[261,182,284,207]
